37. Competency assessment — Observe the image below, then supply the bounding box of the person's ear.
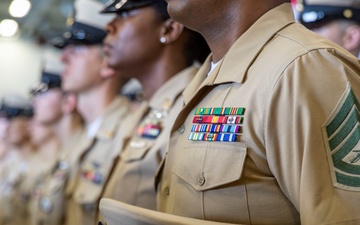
[158,19,184,44]
[343,25,360,54]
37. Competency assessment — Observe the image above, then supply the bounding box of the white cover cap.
[74,0,113,30]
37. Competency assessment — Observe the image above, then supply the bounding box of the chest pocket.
[121,139,154,162]
[171,142,247,191]
[73,142,119,205]
[42,161,70,196]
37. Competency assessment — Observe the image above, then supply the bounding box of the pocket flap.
[172,142,247,191]
[121,139,153,162]
[47,176,66,195]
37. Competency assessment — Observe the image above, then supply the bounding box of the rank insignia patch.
[189,107,245,142]
[323,86,360,191]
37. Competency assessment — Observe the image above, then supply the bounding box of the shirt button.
[165,187,170,196]
[198,176,206,186]
[179,125,185,134]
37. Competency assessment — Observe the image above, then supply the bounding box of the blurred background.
[0,0,106,100]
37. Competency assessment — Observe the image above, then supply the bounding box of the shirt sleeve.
[264,49,360,224]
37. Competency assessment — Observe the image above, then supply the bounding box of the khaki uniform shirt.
[102,66,197,210]
[0,150,27,225]
[66,96,130,225]
[30,127,87,225]
[0,150,14,224]
[13,147,58,225]
[156,3,360,225]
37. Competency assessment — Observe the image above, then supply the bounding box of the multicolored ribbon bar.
[193,115,243,124]
[137,124,161,139]
[191,124,241,133]
[188,132,237,142]
[81,170,103,184]
[194,107,245,116]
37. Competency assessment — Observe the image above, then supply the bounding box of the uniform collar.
[148,65,198,110]
[183,3,295,104]
[214,3,295,85]
[182,56,212,105]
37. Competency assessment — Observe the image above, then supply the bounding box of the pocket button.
[179,125,185,134]
[198,176,206,186]
[165,187,170,196]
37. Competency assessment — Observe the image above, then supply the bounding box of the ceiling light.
[0,19,19,37]
[9,0,32,18]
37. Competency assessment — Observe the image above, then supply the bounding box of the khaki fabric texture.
[0,151,30,225]
[30,127,88,225]
[101,66,197,211]
[66,96,130,225]
[0,151,21,225]
[154,3,360,225]
[14,148,58,225]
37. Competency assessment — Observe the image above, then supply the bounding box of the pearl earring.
[160,37,166,43]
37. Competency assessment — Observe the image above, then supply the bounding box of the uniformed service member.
[0,106,9,225]
[299,0,360,57]
[98,0,209,214]
[29,49,86,225]
[15,121,59,225]
[0,109,8,163]
[0,107,10,171]
[56,0,131,224]
[12,59,68,225]
[0,96,33,225]
[99,0,360,224]
[26,120,59,185]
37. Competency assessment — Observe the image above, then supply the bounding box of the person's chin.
[106,57,119,70]
[61,84,73,93]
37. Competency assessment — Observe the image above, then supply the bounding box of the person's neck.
[37,135,60,159]
[77,86,118,124]
[136,55,188,100]
[204,23,249,62]
[54,113,83,144]
[9,141,33,157]
[200,2,284,62]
